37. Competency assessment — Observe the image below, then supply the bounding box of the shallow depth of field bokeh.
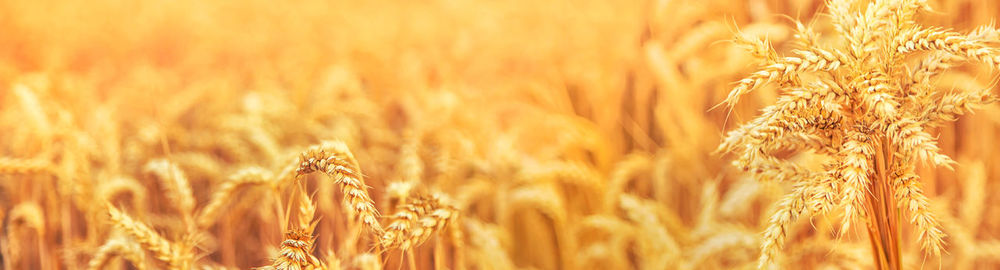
[3,0,1000,269]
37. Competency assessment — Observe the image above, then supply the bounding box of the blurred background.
[2,0,1000,269]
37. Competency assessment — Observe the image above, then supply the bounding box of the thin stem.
[866,135,902,270]
[434,237,444,270]
[407,250,417,270]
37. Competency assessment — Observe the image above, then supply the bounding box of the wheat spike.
[896,27,1000,67]
[886,117,955,167]
[757,179,821,269]
[0,157,50,175]
[106,203,185,269]
[87,237,147,270]
[197,167,274,228]
[723,48,844,106]
[296,141,383,235]
[144,159,196,217]
[891,158,946,256]
[270,230,324,270]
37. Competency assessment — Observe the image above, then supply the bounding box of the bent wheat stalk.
[295,141,384,235]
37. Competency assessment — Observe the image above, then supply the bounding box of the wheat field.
[3,0,1000,269]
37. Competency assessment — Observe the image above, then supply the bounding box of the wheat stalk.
[720,0,999,268]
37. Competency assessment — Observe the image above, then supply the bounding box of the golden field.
[3,0,1000,269]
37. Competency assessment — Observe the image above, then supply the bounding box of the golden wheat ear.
[196,167,274,228]
[144,159,196,220]
[0,156,51,176]
[718,0,1000,268]
[269,230,325,270]
[87,237,147,270]
[295,141,384,235]
[106,203,186,269]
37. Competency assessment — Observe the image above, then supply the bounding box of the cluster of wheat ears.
[4,0,1000,269]
[719,0,1000,268]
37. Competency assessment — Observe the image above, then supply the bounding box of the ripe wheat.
[719,0,999,268]
[4,0,1000,269]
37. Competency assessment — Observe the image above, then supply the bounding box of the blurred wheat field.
[3,0,1000,269]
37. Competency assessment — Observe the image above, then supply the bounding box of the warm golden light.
[2,0,1000,269]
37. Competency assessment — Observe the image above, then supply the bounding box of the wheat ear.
[891,159,946,256]
[0,157,50,175]
[896,27,1000,67]
[295,141,383,235]
[382,195,459,250]
[758,180,813,269]
[144,159,196,217]
[87,237,146,270]
[196,167,273,228]
[723,48,843,106]
[106,203,185,269]
[270,230,324,270]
